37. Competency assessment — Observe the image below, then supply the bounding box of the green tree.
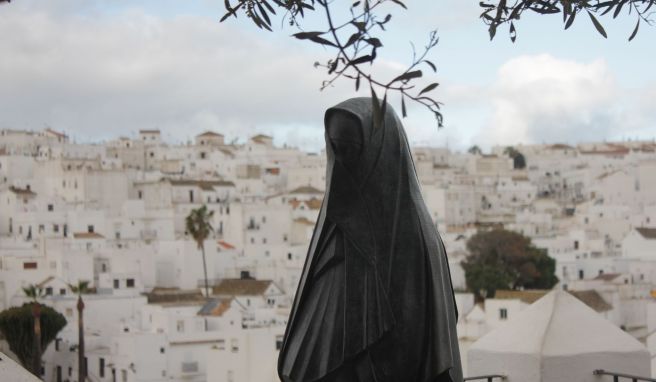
[0,301,67,376]
[504,146,526,169]
[68,280,91,382]
[481,0,654,42]
[186,205,215,297]
[462,229,558,300]
[468,145,483,155]
[217,0,651,123]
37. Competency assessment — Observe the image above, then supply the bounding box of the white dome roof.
[0,352,41,382]
[471,290,645,356]
[468,290,650,382]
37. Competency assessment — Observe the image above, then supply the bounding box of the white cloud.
[476,54,627,147]
[0,3,360,147]
[466,54,656,149]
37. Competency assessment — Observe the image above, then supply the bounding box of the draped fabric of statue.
[278,98,463,382]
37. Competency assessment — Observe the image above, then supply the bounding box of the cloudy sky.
[1,0,655,152]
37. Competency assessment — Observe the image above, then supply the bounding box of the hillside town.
[1,127,655,381]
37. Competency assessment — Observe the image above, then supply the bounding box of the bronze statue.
[278,98,463,382]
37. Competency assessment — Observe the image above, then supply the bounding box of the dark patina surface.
[278,98,463,382]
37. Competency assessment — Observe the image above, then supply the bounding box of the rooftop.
[9,186,36,197]
[636,227,656,240]
[145,288,205,305]
[212,279,274,296]
[493,289,612,313]
[73,232,105,239]
[198,297,235,316]
[289,185,323,195]
[197,131,224,137]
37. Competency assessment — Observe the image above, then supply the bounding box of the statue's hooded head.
[322,97,420,214]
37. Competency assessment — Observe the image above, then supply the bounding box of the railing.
[593,369,656,382]
[464,375,506,381]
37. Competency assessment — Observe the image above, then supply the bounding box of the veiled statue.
[278,97,463,382]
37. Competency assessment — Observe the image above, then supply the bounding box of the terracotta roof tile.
[218,240,236,250]
[593,273,622,281]
[73,232,105,239]
[293,217,315,226]
[494,289,612,313]
[289,185,323,195]
[9,186,36,196]
[212,279,273,296]
[569,290,613,312]
[197,131,224,137]
[494,290,549,304]
[146,288,205,304]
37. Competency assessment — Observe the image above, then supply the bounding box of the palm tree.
[186,205,214,297]
[68,280,90,382]
[22,284,44,376]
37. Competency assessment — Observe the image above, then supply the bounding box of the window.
[182,362,198,373]
[60,289,66,295]
[45,287,53,295]
[53,224,59,233]
[276,335,284,350]
[113,279,120,288]
[578,270,584,280]
[87,225,94,233]
[288,253,293,260]
[48,204,54,211]
[126,279,135,288]
[138,191,143,199]
[574,240,579,250]
[231,339,239,352]
[160,347,165,354]
[99,358,105,378]
[23,262,37,270]
[499,308,508,320]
